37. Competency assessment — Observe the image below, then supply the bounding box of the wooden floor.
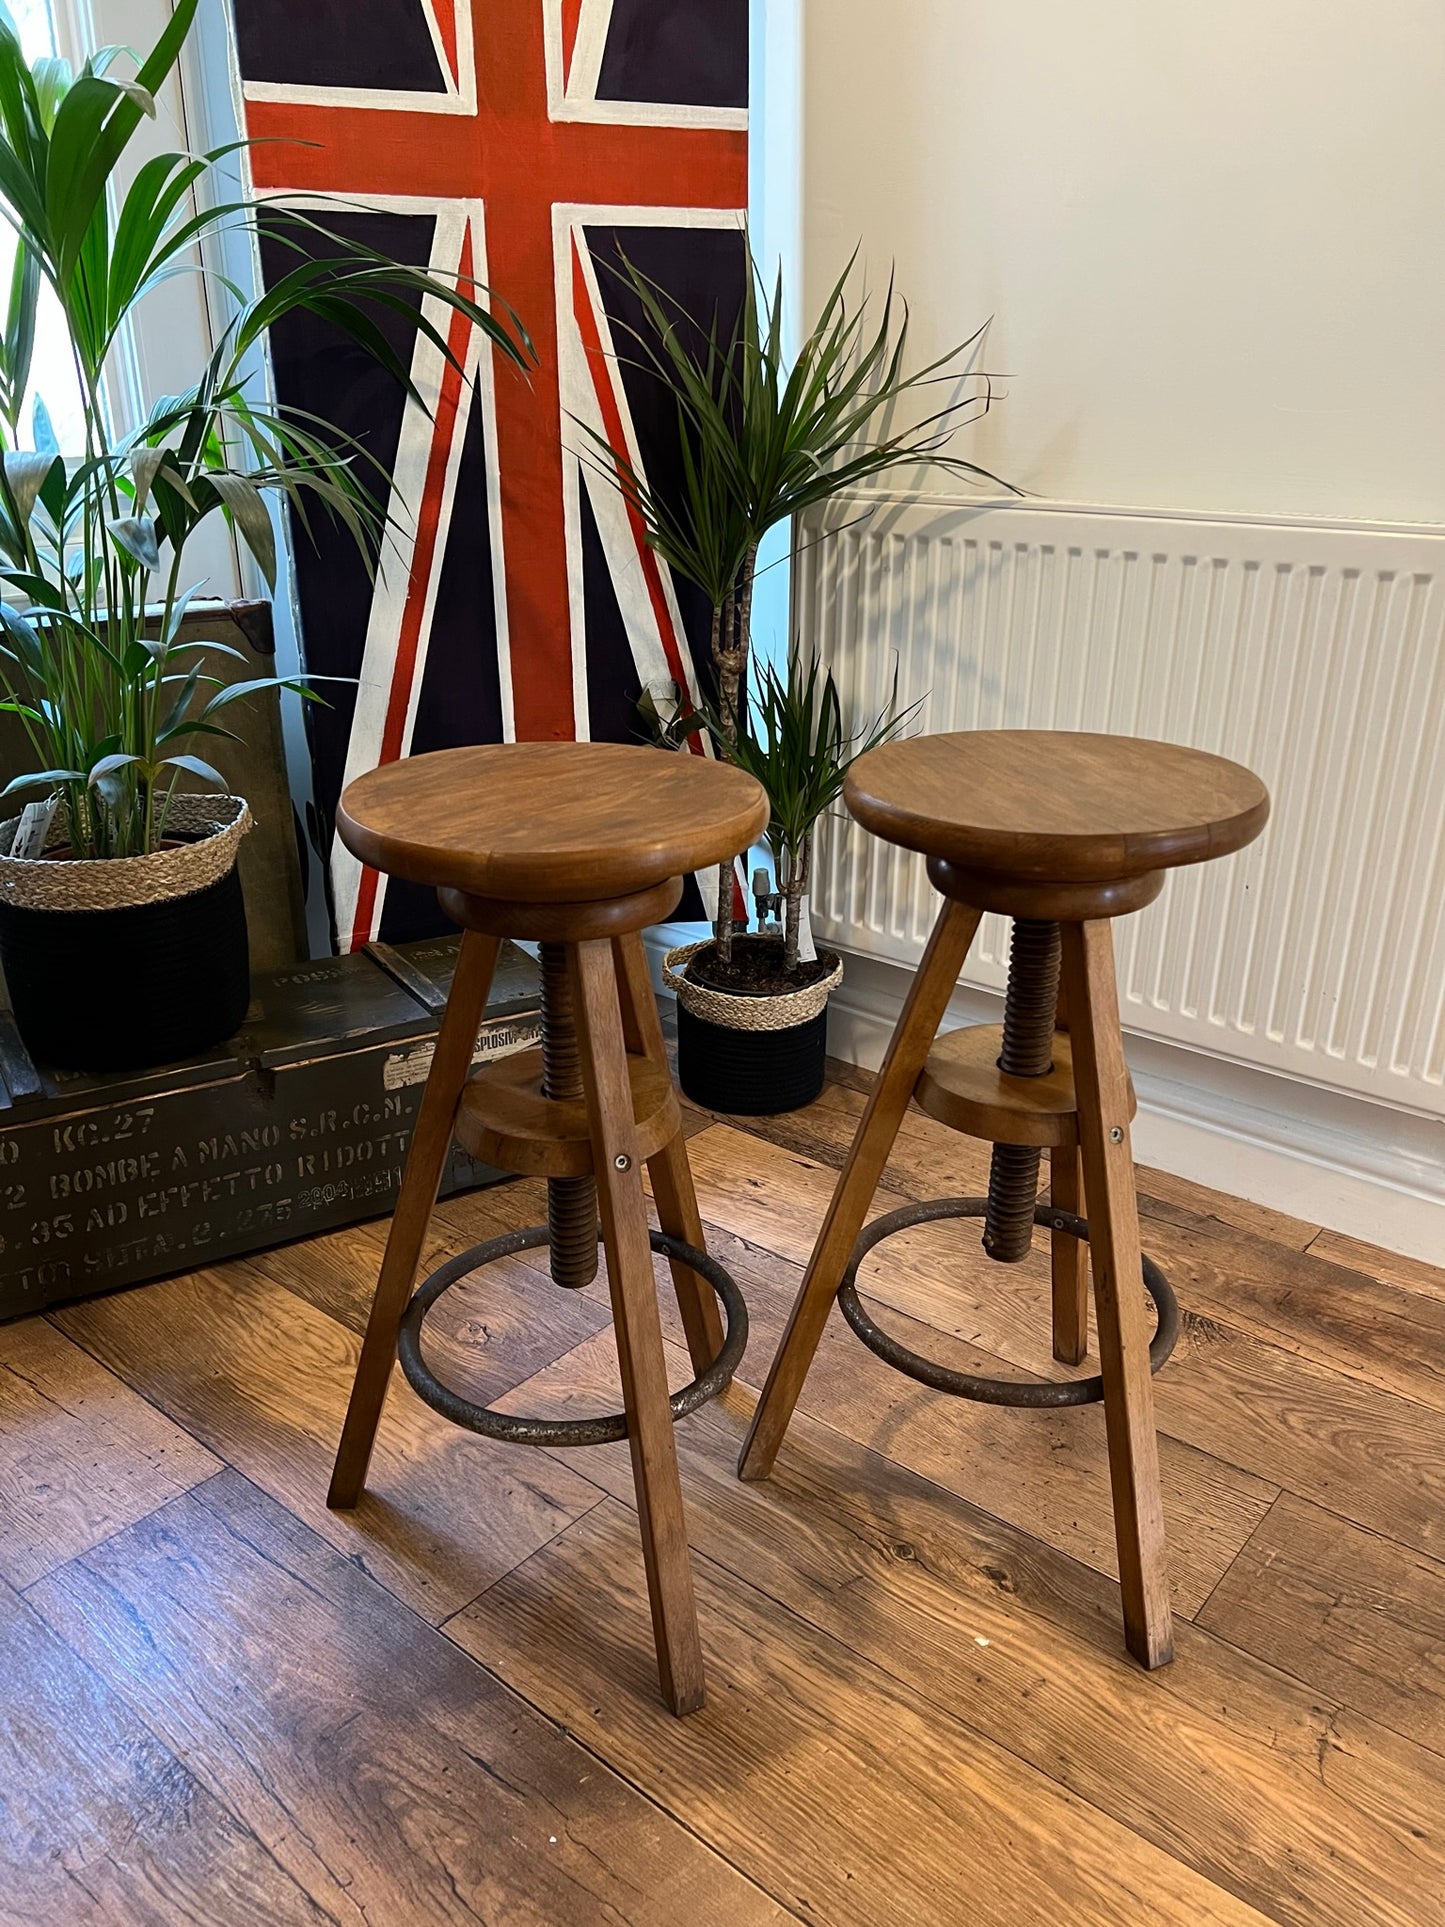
[2,1060,1443,1925]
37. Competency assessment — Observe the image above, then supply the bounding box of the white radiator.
[805,495,1445,1120]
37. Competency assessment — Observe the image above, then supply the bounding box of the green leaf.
[87,750,141,782]
[107,513,161,571]
[2,568,66,610]
[162,637,250,665]
[0,600,44,672]
[3,451,59,529]
[2,768,85,797]
[89,749,141,813]
[195,673,314,715]
[156,716,241,746]
[32,392,58,458]
[46,0,200,287]
[156,663,201,737]
[158,752,225,787]
[107,77,156,118]
[203,470,276,588]
[128,445,171,511]
[0,234,38,434]
[30,54,71,131]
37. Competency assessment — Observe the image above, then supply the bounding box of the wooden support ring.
[835,1197,1178,1407]
[453,1045,679,1178]
[397,1225,749,1445]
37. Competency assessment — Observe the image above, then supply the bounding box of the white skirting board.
[646,924,1445,1265]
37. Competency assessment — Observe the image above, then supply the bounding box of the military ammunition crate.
[0,938,539,1321]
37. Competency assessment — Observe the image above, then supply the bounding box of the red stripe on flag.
[429,0,460,88]
[348,227,478,952]
[571,235,702,745]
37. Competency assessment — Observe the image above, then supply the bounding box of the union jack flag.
[231,0,748,945]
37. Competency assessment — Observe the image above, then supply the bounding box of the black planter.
[0,863,251,1072]
[677,999,829,1115]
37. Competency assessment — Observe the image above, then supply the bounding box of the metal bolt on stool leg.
[982,917,1062,1263]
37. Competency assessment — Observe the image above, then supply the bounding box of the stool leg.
[738,899,982,1482]
[1059,918,1173,1668]
[1049,1142,1090,1366]
[329,931,500,1509]
[571,938,706,1715]
[612,932,726,1374]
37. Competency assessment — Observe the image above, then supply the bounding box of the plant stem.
[715,545,756,745]
[714,858,734,964]
[782,832,810,975]
[710,545,758,967]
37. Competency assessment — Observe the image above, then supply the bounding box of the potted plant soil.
[588,248,1010,1113]
[0,2,529,1071]
[663,650,912,1113]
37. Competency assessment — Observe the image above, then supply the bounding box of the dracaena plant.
[0,0,531,859]
[585,243,1010,961]
[682,647,919,975]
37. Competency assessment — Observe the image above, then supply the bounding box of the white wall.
[803,0,1445,524]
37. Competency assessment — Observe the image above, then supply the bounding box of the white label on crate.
[383,1013,542,1091]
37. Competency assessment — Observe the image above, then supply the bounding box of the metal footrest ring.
[836,1197,1178,1409]
[398,1226,748,1447]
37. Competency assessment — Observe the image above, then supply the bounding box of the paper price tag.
[796,894,817,964]
[12,796,57,859]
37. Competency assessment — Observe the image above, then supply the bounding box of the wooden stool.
[328,741,768,1714]
[738,730,1269,1669]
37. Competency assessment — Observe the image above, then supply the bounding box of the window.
[1,0,244,595]
[1,0,87,453]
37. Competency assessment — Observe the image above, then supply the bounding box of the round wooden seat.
[337,741,768,904]
[844,731,1269,882]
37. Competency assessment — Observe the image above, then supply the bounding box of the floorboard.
[451,1496,1274,1927]
[0,1317,218,1590]
[492,1324,1445,1927]
[28,1469,789,1927]
[256,1212,613,1367]
[0,1550,327,1927]
[1198,1491,1445,1760]
[52,1262,606,1623]
[1308,1228,1445,1306]
[683,1125,1445,1572]
[1,1067,1440,1926]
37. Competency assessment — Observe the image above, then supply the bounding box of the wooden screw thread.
[540,942,599,1287]
[982,919,1062,1263]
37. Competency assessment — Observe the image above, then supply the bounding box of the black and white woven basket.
[0,794,252,1071]
[664,940,843,1116]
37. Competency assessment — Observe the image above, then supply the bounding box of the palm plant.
[586,245,1009,959]
[718,647,918,974]
[0,0,531,859]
